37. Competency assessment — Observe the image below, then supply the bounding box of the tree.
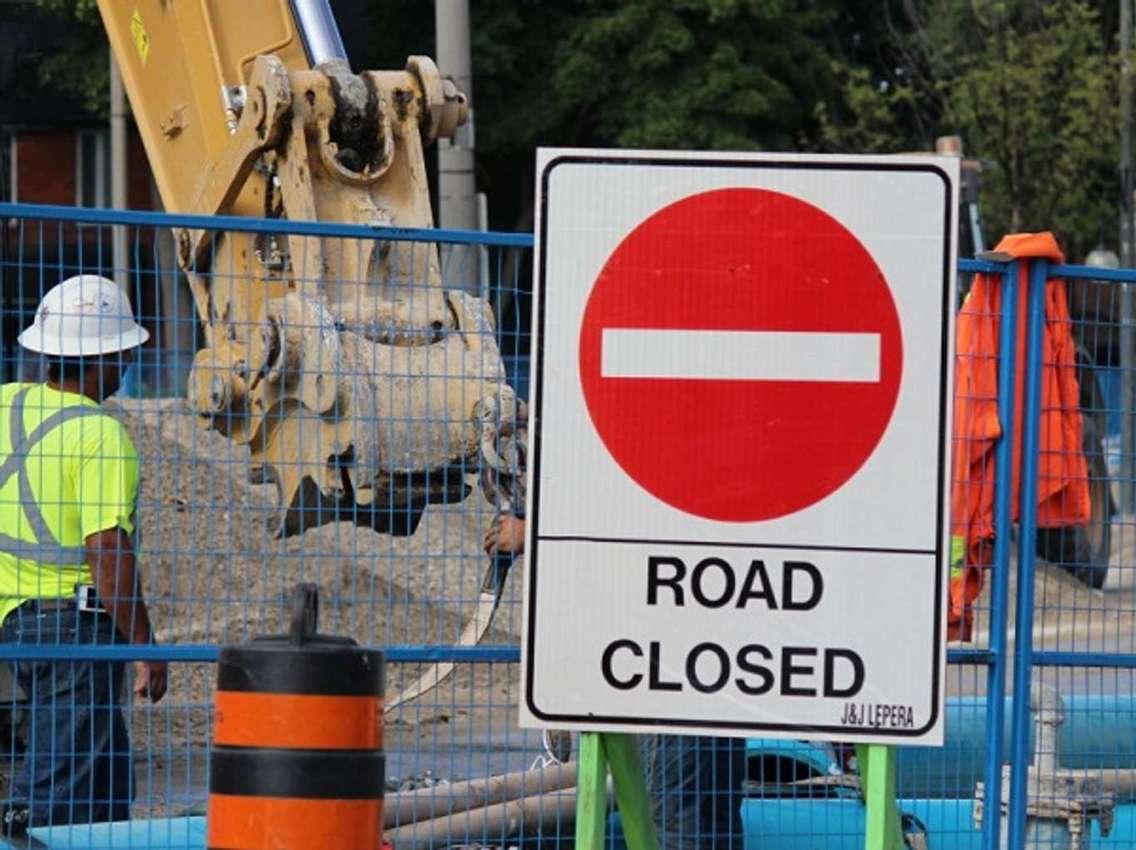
[469,0,840,228]
[32,0,108,119]
[27,0,1122,260]
[348,0,844,229]
[947,2,1116,253]
[818,1,1118,260]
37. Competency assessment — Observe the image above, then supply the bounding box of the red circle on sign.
[578,187,903,522]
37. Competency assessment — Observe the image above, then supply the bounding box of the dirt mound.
[105,399,521,759]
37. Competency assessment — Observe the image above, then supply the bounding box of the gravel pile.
[105,398,522,756]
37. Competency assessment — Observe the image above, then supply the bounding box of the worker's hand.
[483,514,526,556]
[134,660,168,703]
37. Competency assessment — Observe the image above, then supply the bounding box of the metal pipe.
[289,0,347,66]
[8,133,17,203]
[385,785,581,849]
[477,190,489,300]
[1074,769,1136,797]
[435,0,479,293]
[384,761,578,829]
[1120,0,1131,267]
[149,177,196,393]
[435,0,476,228]
[1123,287,1136,517]
[0,202,535,248]
[1120,0,1135,514]
[110,52,128,283]
[980,261,1021,850]
[1006,259,1050,849]
[1031,685,1063,779]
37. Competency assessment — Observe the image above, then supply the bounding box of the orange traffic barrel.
[207,584,385,850]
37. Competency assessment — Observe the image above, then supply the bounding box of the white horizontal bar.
[600,329,881,382]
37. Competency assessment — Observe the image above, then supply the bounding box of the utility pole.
[1121,0,1135,514]
[110,50,138,395]
[110,51,128,285]
[435,0,479,292]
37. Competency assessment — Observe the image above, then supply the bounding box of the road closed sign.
[521,149,958,745]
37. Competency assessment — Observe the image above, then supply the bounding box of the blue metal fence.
[0,202,542,847]
[0,202,1133,849]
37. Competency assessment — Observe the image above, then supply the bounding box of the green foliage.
[814,64,922,153]
[33,0,109,119]
[467,0,839,226]
[474,0,837,152]
[36,0,99,18]
[23,0,1126,255]
[945,2,1117,255]
[818,0,1118,259]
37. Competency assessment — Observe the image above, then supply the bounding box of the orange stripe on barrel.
[213,691,382,749]
[207,794,381,850]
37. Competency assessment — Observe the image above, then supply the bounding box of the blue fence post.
[1005,258,1049,849]
[979,260,1021,850]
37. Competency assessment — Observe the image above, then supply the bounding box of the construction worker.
[0,275,166,836]
[640,735,747,850]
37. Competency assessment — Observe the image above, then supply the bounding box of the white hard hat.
[18,274,150,357]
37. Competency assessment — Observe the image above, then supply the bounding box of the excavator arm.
[95,0,521,537]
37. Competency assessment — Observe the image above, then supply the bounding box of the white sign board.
[521,149,958,745]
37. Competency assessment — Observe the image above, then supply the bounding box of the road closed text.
[598,555,867,698]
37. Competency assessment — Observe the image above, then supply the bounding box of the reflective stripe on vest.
[0,387,105,565]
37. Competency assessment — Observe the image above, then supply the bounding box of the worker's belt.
[18,597,77,613]
[5,585,107,621]
[0,387,105,565]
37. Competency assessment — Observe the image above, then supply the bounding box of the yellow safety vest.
[949,534,966,579]
[0,384,139,623]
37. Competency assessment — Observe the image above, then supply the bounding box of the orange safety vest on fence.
[949,232,1091,640]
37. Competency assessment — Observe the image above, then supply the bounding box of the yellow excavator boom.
[95,0,520,537]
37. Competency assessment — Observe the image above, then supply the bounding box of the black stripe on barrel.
[210,748,386,798]
[216,645,385,696]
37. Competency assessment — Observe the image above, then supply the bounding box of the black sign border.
[525,153,955,739]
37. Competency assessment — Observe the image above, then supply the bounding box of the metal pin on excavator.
[95,0,523,704]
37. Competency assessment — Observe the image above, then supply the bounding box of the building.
[0,1,189,387]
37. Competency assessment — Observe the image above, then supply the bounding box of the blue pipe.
[959,258,1011,275]
[35,801,1136,850]
[0,644,520,663]
[1033,651,1136,667]
[980,261,1020,849]
[737,799,1136,850]
[748,695,1136,803]
[892,695,1136,798]
[0,202,535,247]
[1005,259,1048,847]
